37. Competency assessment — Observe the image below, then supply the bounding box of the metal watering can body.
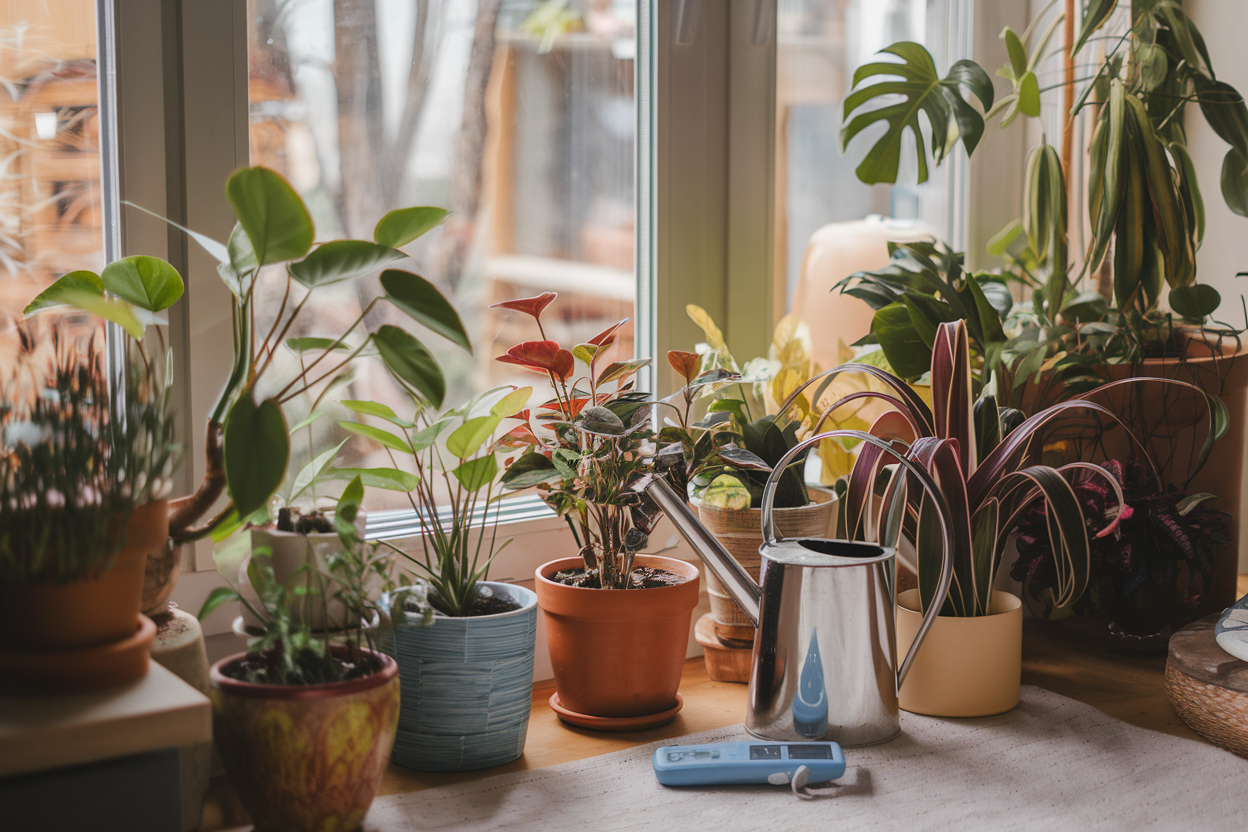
[640,430,955,747]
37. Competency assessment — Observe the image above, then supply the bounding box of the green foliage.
[224,393,289,520]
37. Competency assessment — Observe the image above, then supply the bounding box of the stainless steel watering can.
[639,430,955,746]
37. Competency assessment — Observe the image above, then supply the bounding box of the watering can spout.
[634,475,761,625]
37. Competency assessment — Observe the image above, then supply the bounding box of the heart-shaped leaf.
[381,269,471,352]
[23,270,104,315]
[490,386,532,418]
[373,206,449,248]
[289,240,407,288]
[100,255,184,312]
[374,325,446,408]
[1169,284,1221,320]
[452,455,498,492]
[224,393,290,519]
[446,415,502,459]
[497,341,576,381]
[225,166,314,266]
[338,420,412,453]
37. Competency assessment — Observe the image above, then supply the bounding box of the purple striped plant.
[779,320,1223,618]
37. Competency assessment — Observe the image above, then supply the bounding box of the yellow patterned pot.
[209,648,400,832]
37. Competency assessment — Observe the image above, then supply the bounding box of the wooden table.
[204,575,1248,828]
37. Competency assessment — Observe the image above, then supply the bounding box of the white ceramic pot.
[243,522,361,630]
[895,588,1022,717]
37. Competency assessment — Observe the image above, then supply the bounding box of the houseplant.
[25,165,469,612]
[837,2,1248,610]
[198,477,412,832]
[494,292,700,730]
[0,326,178,693]
[335,383,540,772]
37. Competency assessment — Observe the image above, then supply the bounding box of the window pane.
[0,3,105,362]
[247,0,637,508]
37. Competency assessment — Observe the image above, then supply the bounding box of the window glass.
[247,0,637,508]
[0,2,104,362]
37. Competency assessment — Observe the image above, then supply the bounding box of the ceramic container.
[246,525,361,630]
[895,588,1022,717]
[209,647,399,832]
[384,581,538,772]
[535,555,699,721]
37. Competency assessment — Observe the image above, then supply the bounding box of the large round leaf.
[446,415,502,459]
[224,393,290,519]
[57,290,146,339]
[101,255,184,312]
[23,270,104,315]
[289,240,407,288]
[380,269,472,352]
[373,206,449,248]
[225,166,314,266]
[1169,284,1222,320]
[374,324,446,408]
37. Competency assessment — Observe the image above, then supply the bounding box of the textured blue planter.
[382,581,537,772]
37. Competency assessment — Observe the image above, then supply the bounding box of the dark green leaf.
[224,393,290,519]
[335,475,364,539]
[373,206,450,248]
[373,324,446,407]
[289,240,407,288]
[225,166,314,266]
[380,269,471,353]
[1072,0,1117,57]
[1169,284,1221,320]
[1221,146,1248,217]
[873,302,932,379]
[903,292,959,348]
[23,270,103,315]
[499,452,560,489]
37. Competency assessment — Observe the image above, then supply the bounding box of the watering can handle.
[760,429,956,687]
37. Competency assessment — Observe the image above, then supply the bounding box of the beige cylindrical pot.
[698,490,834,634]
[895,588,1022,717]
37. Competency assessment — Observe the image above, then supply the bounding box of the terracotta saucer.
[548,692,684,732]
[0,614,155,696]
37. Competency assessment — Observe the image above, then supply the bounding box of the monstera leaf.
[841,42,994,185]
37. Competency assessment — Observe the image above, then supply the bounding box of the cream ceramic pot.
[895,588,1022,717]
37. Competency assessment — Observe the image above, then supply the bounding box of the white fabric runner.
[367,686,1246,831]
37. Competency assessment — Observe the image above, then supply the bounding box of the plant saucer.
[548,692,683,732]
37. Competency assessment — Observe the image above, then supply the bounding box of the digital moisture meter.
[652,741,846,787]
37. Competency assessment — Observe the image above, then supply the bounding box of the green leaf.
[335,475,364,539]
[410,420,449,452]
[285,337,349,353]
[841,43,994,185]
[23,270,104,315]
[903,292,959,347]
[1221,146,1248,218]
[380,269,471,353]
[58,290,145,339]
[872,302,932,379]
[339,399,415,429]
[373,325,446,408]
[224,166,314,266]
[597,357,650,386]
[289,438,348,502]
[288,410,326,434]
[1169,284,1221,320]
[572,344,597,365]
[447,415,502,459]
[490,386,532,418]
[970,499,1000,616]
[986,219,1024,258]
[373,206,450,248]
[499,452,560,489]
[1137,42,1167,91]
[197,587,242,621]
[1003,27,1026,77]
[101,255,184,312]
[326,467,421,492]
[452,455,498,492]
[228,222,257,272]
[224,393,290,519]
[1017,70,1040,118]
[1072,0,1117,57]
[289,240,407,288]
[338,420,412,453]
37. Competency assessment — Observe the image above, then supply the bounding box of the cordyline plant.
[331,383,532,616]
[783,320,1221,617]
[493,293,661,590]
[25,166,468,544]
[0,328,178,582]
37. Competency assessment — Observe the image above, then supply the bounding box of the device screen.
[749,745,782,760]
[787,745,832,759]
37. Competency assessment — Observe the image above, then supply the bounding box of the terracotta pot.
[895,588,1022,717]
[0,614,155,695]
[535,555,700,719]
[0,499,168,652]
[698,490,834,636]
[143,496,189,616]
[210,647,400,832]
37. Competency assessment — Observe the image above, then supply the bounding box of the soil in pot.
[549,565,687,589]
[421,583,524,617]
[219,645,385,686]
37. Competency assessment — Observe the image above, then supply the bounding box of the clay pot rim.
[535,555,700,592]
[897,588,1022,619]
[388,580,538,625]
[210,646,396,699]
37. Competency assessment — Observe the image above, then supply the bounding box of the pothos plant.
[25,166,469,544]
[790,320,1219,617]
[839,1,1248,390]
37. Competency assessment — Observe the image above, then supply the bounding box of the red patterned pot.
[209,648,400,832]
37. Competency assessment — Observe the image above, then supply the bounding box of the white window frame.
[104,0,1016,639]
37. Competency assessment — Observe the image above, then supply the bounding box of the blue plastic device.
[652,741,846,787]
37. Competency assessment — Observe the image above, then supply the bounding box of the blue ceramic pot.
[382,581,537,772]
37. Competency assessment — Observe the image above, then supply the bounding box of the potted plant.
[24,166,469,614]
[836,2,1248,611]
[334,383,540,772]
[494,292,699,730]
[0,327,178,693]
[802,320,1217,716]
[197,478,413,832]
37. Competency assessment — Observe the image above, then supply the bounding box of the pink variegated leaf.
[496,340,575,381]
[589,318,629,347]
[931,321,976,476]
[490,292,557,320]
[910,437,974,616]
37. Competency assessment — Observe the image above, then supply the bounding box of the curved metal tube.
[759,429,956,687]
